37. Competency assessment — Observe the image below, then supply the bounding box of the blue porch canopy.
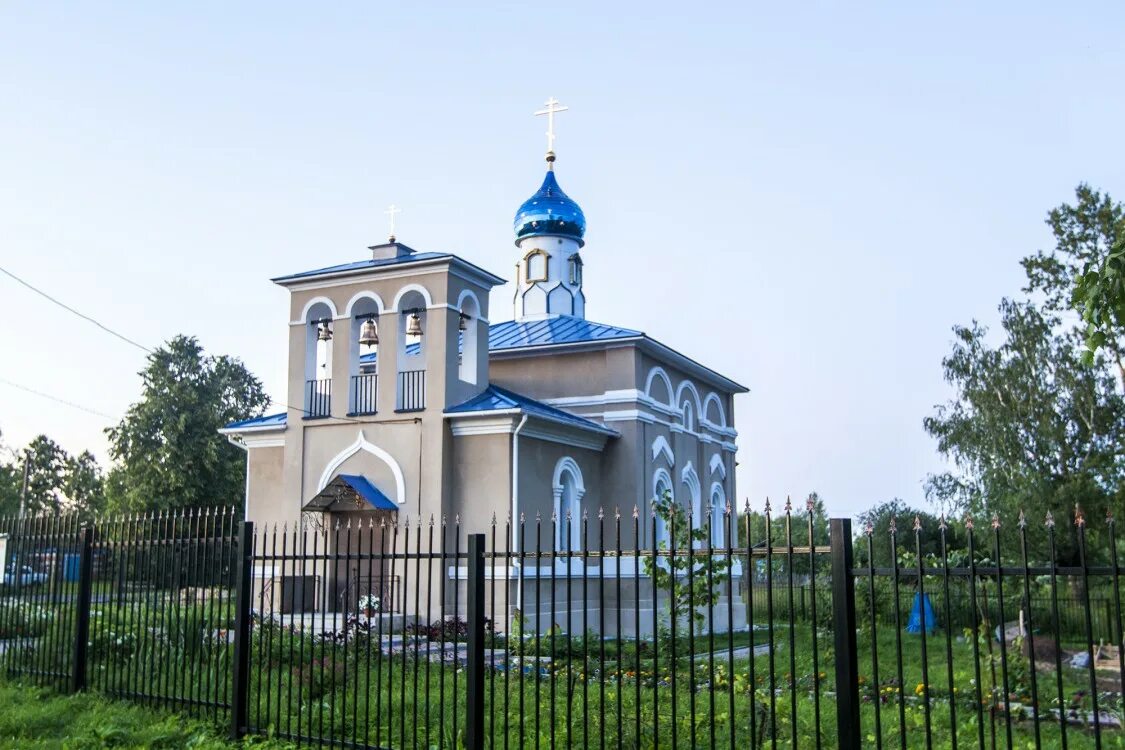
[302,474,397,513]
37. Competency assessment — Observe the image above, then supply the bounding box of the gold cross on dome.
[534,97,569,155]
[384,204,401,242]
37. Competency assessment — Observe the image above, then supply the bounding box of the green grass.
[5,592,1123,749]
[0,680,296,749]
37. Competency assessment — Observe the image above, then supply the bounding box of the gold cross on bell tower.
[534,97,569,167]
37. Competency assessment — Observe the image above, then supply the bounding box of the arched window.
[348,295,381,415]
[553,457,585,552]
[395,288,429,411]
[525,249,548,283]
[652,469,673,549]
[682,463,702,549]
[568,254,583,285]
[709,483,727,547]
[303,300,335,418]
[682,400,695,432]
[458,292,480,385]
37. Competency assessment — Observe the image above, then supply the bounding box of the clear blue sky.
[1,2,1122,518]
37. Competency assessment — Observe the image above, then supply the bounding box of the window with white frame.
[652,470,673,549]
[682,400,695,432]
[553,457,585,552]
[710,484,727,547]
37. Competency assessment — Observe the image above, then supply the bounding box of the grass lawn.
[0,681,295,750]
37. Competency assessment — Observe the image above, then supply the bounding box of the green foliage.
[106,335,269,510]
[855,499,965,568]
[1021,184,1125,368]
[923,299,1124,562]
[0,432,106,516]
[643,490,732,636]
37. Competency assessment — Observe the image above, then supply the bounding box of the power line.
[0,265,153,354]
[0,375,117,420]
[0,265,375,426]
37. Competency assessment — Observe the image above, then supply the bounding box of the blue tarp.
[905,592,939,634]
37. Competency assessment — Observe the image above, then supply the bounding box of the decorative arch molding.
[299,296,339,323]
[702,393,727,428]
[644,366,675,407]
[675,380,703,417]
[456,288,482,314]
[709,453,726,479]
[651,435,674,466]
[344,291,385,317]
[552,456,586,495]
[316,429,406,506]
[652,466,674,500]
[681,461,703,538]
[391,283,434,312]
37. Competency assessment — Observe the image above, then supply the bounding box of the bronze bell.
[458,312,470,332]
[316,322,332,342]
[358,317,379,347]
[406,311,424,337]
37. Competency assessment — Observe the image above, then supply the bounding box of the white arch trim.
[675,380,703,416]
[681,461,701,501]
[391,283,434,312]
[652,467,673,500]
[316,429,406,506]
[702,393,727,428]
[344,291,385,317]
[651,435,674,466]
[456,288,482,314]
[709,453,726,479]
[299,296,339,323]
[709,481,727,510]
[552,456,586,494]
[644,366,675,406]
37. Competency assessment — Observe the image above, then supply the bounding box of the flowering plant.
[358,595,381,614]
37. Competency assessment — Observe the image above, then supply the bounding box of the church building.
[219,101,748,635]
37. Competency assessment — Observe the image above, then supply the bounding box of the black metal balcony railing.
[349,374,377,416]
[397,369,425,411]
[304,378,331,418]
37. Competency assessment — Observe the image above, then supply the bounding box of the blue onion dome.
[513,169,586,247]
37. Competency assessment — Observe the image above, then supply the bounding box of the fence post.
[830,518,861,750]
[465,533,486,750]
[70,526,94,693]
[229,520,254,739]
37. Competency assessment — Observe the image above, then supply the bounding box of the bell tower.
[513,98,588,320]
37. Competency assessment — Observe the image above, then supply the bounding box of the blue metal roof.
[336,474,397,510]
[446,385,616,436]
[222,412,287,431]
[272,252,454,283]
[488,316,641,350]
[355,317,640,367]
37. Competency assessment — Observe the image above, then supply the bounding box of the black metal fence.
[0,504,1121,749]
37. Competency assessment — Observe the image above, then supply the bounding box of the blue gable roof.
[488,316,641,350]
[335,474,397,510]
[446,385,616,436]
[221,412,287,431]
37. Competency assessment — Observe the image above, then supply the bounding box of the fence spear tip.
[614,506,621,521]
[784,496,792,514]
[1074,503,1086,527]
[598,507,604,521]
[913,515,922,533]
[938,514,948,532]
[1107,508,1115,526]
[888,517,897,535]
[963,514,974,530]
[1044,509,1055,528]
[633,504,639,520]
[1018,509,1027,529]
[806,495,815,513]
[990,513,1000,530]
[864,520,874,536]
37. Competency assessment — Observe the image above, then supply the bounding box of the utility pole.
[18,449,30,519]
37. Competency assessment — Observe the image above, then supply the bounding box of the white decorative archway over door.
[317,429,406,506]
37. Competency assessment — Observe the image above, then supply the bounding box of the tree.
[23,435,68,515]
[105,335,269,510]
[643,491,732,636]
[923,299,1125,562]
[854,498,962,568]
[1022,184,1125,378]
[63,451,106,514]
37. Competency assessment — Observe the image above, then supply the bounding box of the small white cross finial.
[534,97,569,158]
[384,204,402,242]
